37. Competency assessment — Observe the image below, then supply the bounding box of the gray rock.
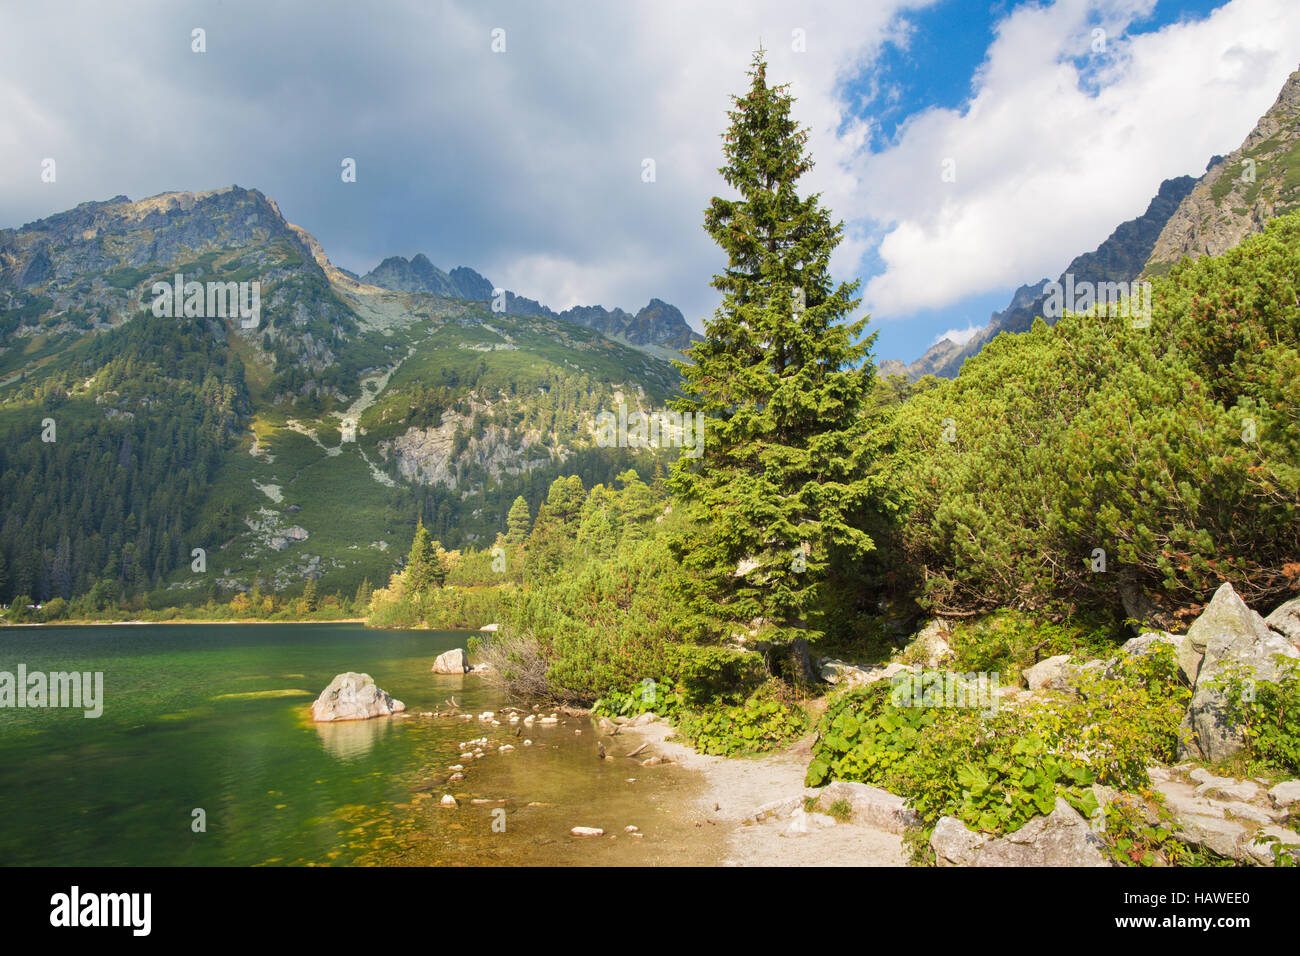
[311,672,405,722]
[1023,655,1077,691]
[904,619,953,668]
[819,659,912,687]
[1264,596,1300,647]
[1117,631,1202,685]
[1245,826,1300,866]
[1194,779,1263,803]
[1175,813,1247,859]
[931,816,987,866]
[750,795,803,822]
[1180,583,1300,761]
[1268,780,1300,808]
[813,781,919,833]
[784,807,838,835]
[971,798,1110,867]
[431,648,468,674]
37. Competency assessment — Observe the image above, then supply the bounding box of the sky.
[2,0,1298,363]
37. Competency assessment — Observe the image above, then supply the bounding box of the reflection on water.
[313,713,392,760]
[0,623,724,867]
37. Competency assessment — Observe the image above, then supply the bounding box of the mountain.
[887,173,1197,380]
[1145,64,1300,274]
[884,62,1300,382]
[0,187,687,605]
[360,256,701,356]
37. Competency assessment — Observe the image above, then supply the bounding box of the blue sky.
[1,0,1298,363]
[842,0,1267,359]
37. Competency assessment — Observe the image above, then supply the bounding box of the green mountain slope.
[0,188,685,607]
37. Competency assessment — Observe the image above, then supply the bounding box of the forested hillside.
[0,190,688,612]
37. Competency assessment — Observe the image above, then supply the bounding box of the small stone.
[570,826,604,837]
[440,794,457,807]
[1268,780,1300,808]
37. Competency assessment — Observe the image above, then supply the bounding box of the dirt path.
[619,721,908,866]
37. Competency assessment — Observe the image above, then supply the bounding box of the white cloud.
[1,0,1297,337]
[933,324,983,347]
[857,0,1300,318]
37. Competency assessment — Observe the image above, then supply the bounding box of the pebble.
[440,794,457,807]
[570,826,604,837]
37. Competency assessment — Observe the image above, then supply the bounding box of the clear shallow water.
[0,623,716,866]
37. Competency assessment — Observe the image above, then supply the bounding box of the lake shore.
[2,617,368,628]
[617,719,908,866]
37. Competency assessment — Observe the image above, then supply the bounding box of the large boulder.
[1022,655,1077,691]
[1179,583,1300,762]
[311,672,405,722]
[1115,631,1202,685]
[903,619,953,668]
[819,659,912,688]
[1264,596,1300,647]
[970,798,1109,867]
[812,781,919,834]
[930,816,987,866]
[431,648,469,674]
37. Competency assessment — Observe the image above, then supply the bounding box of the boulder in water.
[311,672,405,722]
[431,648,469,674]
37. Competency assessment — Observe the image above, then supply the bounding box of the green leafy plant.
[676,689,806,756]
[1213,657,1300,775]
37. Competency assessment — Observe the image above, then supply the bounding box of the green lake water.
[0,623,717,866]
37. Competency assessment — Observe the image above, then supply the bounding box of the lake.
[0,623,718,866]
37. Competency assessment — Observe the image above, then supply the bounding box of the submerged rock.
[310,672,405,722]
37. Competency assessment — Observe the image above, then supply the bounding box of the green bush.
[676,688,807,756]
[886,211,1300,617]
[1214,657,1300,775]
[674,644,768,705]
[806,644,1189,836]
[592,679,684,720]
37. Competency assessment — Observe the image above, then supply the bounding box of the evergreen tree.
[506,495,532,545]
[354,577,373,613]
[669,49,879,638]
[405,518,439,595]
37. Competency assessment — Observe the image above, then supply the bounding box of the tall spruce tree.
[405,518,438,595]
[669,49,879,640]
[506,495,532,545]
